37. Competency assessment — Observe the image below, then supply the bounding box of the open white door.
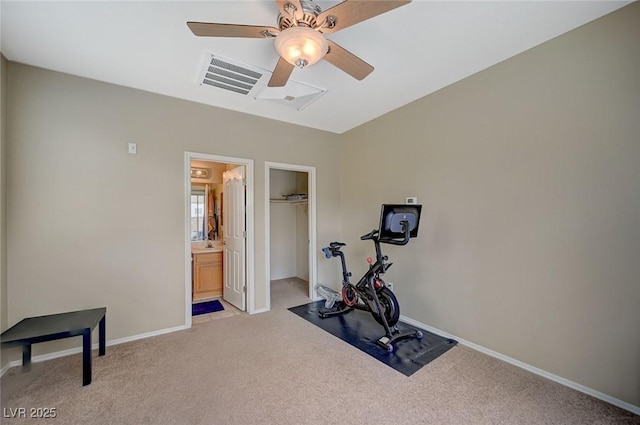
[223,166,246,311]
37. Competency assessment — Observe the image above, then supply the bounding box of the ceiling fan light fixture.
[274,27,328,69]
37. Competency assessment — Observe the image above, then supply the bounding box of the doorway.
[184,152,254,328]
[265,162,317,310]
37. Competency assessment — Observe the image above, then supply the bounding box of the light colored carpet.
[1,278,638,424]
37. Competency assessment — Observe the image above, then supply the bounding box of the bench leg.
[22,344,32,372]
[82,329,92,386]
[99,315,106,356]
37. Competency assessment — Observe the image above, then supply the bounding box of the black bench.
[0,307,106,386]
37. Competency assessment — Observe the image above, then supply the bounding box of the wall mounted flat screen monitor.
[378,204,422,241]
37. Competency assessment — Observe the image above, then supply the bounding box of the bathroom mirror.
[190,185,207,241]
[191,184,219,241]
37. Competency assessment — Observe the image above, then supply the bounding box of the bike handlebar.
[381,231,411,246]
[360,220,412,246]
[360,229,378,240]
[379,220,412,246]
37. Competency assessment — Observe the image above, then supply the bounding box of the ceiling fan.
[187,0,411,88]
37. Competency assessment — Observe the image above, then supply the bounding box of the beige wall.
[6,62,341,355]
[1,54,8,368]
[340,4,639,406]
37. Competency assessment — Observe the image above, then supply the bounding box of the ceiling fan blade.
[324,40,374,81]
[275,0,304,21]
[316,0,411,34]
[187,22,279,38]
[268,57,295,87]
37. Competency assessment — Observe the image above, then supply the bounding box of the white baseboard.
[400,314,640,416]
[0,324,187,376]
[251,307,269,314]
[0,361,12,377]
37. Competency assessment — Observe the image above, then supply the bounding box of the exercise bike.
[318,204,423,352]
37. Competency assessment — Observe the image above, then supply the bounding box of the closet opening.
[265,162,317,311]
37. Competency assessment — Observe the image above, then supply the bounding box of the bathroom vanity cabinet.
[192,251,223,300]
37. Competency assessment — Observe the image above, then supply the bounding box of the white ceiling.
[1,1,630,134]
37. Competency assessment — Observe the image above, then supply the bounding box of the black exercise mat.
[289,300,457,376]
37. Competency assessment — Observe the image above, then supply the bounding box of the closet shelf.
[270,199,308,205]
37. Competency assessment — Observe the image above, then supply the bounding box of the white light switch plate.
[128,142,137,155]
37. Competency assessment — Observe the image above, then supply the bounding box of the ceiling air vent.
[200,55,263,95]
[255,82,326,111]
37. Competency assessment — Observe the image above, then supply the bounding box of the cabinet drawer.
[194,252,222,264]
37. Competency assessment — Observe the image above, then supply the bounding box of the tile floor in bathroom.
[191,298,244,324]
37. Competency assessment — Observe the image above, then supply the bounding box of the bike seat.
[329,242,346,248]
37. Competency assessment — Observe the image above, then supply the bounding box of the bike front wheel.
[372,287,400,327]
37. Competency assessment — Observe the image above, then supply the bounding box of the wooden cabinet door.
[193,252,223,299]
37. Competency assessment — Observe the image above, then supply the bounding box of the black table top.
[1,307,106,344]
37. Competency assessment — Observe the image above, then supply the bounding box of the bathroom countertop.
[191,247,223,254]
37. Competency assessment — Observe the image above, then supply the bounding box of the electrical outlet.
[387,282,394,291]
[406,197,417,204]
[128,142,137,155]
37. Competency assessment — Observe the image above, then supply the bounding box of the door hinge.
[243,230,247,238]
[242,178,246,186]
[243,285,247,293]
